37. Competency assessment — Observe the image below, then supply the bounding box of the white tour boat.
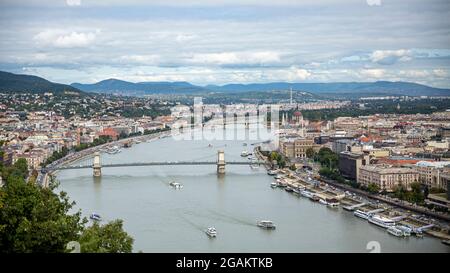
[368,214,396,229]
[353,209,371,220]
[205,227,217,237]
[387,226,404,237]
[257,220,276,229]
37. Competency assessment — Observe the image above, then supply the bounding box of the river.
[57,124,449,253]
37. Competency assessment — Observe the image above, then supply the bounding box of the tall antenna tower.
[290,87,293,105]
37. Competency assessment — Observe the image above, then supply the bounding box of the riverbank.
[257,147,450,242]
[41,129,173,187]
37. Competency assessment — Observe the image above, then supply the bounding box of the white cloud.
[370,49,411,65]
[175,34,197,43]
[366,0,381,6]
[188,51,280,66]
[119,55,160,65]
[286,66,311,81]
[34,30,97,48]
[399,70,429,78]
[66,0,81,6]
[433,69,447,78]
[360,68,385,78]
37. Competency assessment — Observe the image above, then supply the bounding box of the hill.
[72,78,450,98]
[0,71,84,95]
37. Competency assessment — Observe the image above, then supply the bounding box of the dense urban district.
[1,87,450,251]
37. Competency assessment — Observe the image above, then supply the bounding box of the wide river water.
[57,125,449,253]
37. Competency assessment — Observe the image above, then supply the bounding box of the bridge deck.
[50,161,265,171]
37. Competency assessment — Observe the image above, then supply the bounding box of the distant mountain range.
[72,78,450,97]
[71,79,208,95]
[1,70,449,98]
[205,81,450,97]
[0,71,84,95]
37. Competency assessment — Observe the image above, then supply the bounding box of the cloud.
[34,30,97,48]
[118,55,160,65]
[66,0,81,6]
[366,0,381,6]
[188,51,281,66]
[433,69,447,78]
[175,34,197,42]
[360,68,385,78]
[370,49,411,65]
[286,66,311,81]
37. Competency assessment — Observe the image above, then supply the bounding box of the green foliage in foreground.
[0,160,134,253]
[79,220,133,253]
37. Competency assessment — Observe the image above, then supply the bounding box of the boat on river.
[90,213,102,221]
[205,227,217,237]
[368,214,396,229]
[169,182,183,189]
[257,220,276,229]
[387,226,404,237]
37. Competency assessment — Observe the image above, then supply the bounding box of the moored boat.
[270,182,278,188]
[387,226,404,237]
[300,190,313,198]
[326,198,340,208]
[354,209,371,220]
[396,225,412,236]
[310,195,320,202]
[368,214,396,229]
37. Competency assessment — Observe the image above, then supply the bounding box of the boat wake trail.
[206,209,255,227]
[178,213,205,232]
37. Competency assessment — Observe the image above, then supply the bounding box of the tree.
[0,161,134,253]
[305,147,315,159]
[367,183,380,194]
[79,220,133,253]
[0,176,85,253]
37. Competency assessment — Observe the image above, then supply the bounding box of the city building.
[358,165,420,192]
[414,161,450,189]
[279,137,315,159]
[338,151,370,181]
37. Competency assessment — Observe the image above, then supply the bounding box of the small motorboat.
[90,213,101,221]
[257,220,276,229]
[169,181,183,189]
[267,170,277,176]
[205,227,217,237]
[240,151,248,157]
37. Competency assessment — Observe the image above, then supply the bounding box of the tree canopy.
[0,159,134,253]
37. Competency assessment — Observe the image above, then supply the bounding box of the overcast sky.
[0,0,449,87]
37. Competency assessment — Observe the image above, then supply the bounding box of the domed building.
[293,111,303,125]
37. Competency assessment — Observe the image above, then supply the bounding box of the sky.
[0,0,449,88]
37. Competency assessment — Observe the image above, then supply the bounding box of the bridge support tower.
[93,152,102,177]
[217,150,226,175]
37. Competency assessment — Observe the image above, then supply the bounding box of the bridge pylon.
[93,152,102,177]
[217,150,226,175]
